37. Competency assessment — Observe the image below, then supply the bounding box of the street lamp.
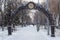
[1,0,5,31]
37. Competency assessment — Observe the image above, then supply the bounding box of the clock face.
[28,3,35,9]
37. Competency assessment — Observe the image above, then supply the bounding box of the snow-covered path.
[0,25,60,40]
[4,25,48,40]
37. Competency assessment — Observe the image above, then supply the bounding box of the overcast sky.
[22,0,46,4]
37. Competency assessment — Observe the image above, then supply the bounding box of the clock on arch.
[27,2,36,9]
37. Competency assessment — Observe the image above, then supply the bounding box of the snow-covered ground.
[0,25,60,40]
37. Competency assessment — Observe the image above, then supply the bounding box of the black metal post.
[8,26,12,35]
[36,13,40,32]
[48,14,55,37]
[51,18,55,37]
[1,12,4,31]
[8,18,12,35]
[51,26,55,37]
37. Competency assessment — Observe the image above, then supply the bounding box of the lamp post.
[46,0,50,35]
[1,0,5,31]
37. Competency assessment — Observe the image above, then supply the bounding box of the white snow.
[0,25,60,40]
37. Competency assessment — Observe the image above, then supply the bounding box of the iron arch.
[12,2,55,37]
